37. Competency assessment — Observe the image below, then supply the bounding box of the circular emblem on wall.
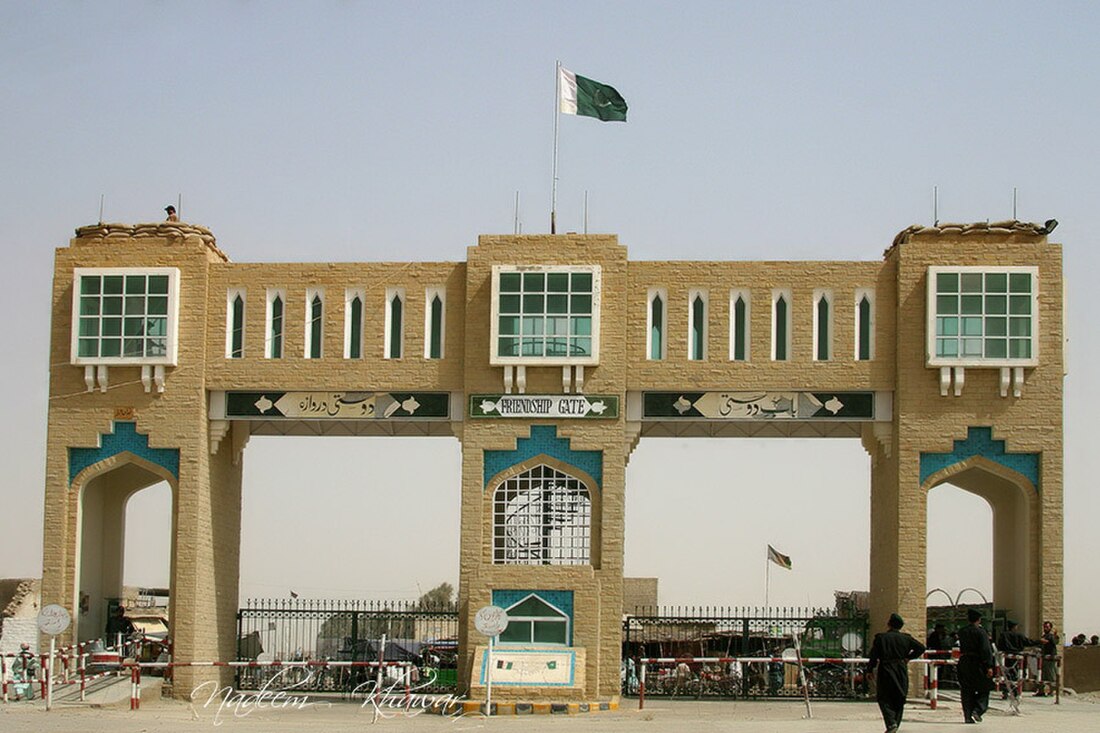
[474,605,509,637]
[37,604,72,636]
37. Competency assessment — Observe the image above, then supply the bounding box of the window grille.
[493,464,591,565]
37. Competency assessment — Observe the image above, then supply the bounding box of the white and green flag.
[559,67,628,122]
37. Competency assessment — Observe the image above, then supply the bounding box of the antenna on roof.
[933,186,939,226]
[513,191,520,235]
[98,194,104,224]
[1013,187,1018,220]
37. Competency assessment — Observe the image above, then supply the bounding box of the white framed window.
[497,594,570,646]
[490,265,601,366]
[304,288,324,359]
[687,289,708,360]
[225,288,246,359]
[384,287,405,359]
[729,288,750,361]
[265,289,286,359]
[492,464,591,566]
[344,288,365,359]
[771,288,792,361]
[424,287,445,359]
[646,288,667,361]
[813,289,833,361]
[71,267,180,366]
[855,288,875,361]
[927,266,1038,367]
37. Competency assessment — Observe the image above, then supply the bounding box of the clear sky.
[2,2,1096,637]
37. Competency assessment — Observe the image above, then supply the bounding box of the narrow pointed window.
[428,293,444,359]
[227,291,245,359]
[858,294,872,360]
[386,289,404,359]
[349,295,363,359]
[814,291,832,361]
[648,292,664,360]
[269,293,284,359]
[731,291,749,361]
[689,291,707,360]
[774,293,789,361]
[308,294,323,358]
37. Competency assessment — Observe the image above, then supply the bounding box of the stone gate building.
[41,219,1063,698]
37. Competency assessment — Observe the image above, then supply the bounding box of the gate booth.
[40,220,1064,701]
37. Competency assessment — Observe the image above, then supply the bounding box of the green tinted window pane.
[960,295,983,314]
[546,317,568,335]
[125,275,146,294]
[80,276,101,295]
[547,273,569,292]
[522,316,543,335]
[571,272,592,292]
[960,273,983,293]
[985,273,1007,292]
[985,317,1007,336]
[500,272,521,292]
[1009,317,1031,337]
[571,294,591,313]
[350,298,363,359]
[123,338,144,357]
[500,294,520,313]
[937,317,958,336]
[936,295,958,315]
[146,317,167,337]
[499,316,519,335]
[124,317,145,336]
[522,272,545,291]
[78,338,98,357]
[147,339,167,356]
[962,338,983,356]
[1009,339,1031,358]
[547,294,568,314]
[522,294,544,312]
[571,317,591,335]
[521,338,542,356]
[937,338,958,357]
[101,339,121,357]
[1009,295,1031,315]
[103,276,124,294]
[1009,273,1031,293]
[428,296,442,359]
[533,621,566,644]
[80,297,100,316]
[147,275,169,294]
[734,297,747,361]
[78,318,99,337]
[936,272,958,293]
[498,337,519,356]
[546,338,568,356]
[962,317,983,336]
[499,621,531,643]
[572,337,591,356]
[103,296,122,315]
[102,318,121,336]
[147,296,168,315]
[985,295,1006,314]
[985,339,1007,358]
[125,296,145,315]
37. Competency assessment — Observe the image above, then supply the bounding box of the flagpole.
[765,549,770,608]
[551,60,561,234]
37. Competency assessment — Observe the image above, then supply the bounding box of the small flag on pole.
[290,590,299,599]
[767,545,792,570]
[559,67,628,122]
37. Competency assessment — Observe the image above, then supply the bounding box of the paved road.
[2,692,1097,732]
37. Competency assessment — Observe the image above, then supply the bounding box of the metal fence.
[622,606,870,699]
[236,599,459,694]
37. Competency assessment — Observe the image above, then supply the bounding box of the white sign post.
[37,604,71,712]
[474,605,509,717]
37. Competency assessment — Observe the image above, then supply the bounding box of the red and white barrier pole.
[638,659,646,710]
[129,666,141,710]
[929,661,939,709]
[1,655,8,703]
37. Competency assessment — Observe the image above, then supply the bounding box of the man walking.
[866,613,926,733]
[996,619,1034,714]
[957,609,995,724]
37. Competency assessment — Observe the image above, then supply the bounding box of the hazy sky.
[2,2,1096,636]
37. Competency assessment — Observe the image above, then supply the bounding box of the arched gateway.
[41,220,1063,699]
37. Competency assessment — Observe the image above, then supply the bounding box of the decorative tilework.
[483,426,602,490]
[69,421,180,484]
[492,590,574,645]
[919,426,1039,490]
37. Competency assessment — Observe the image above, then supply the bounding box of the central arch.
[922,456,1039,629]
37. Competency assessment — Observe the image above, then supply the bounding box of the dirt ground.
[2,691,1099,733]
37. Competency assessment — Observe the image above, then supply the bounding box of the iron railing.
[236,598,459,694]
[622,606,870,699]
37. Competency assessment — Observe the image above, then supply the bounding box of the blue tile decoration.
[483,425,602,490]
[69,421,180,485]
[919,426,1039,490]
[492,590,574,645]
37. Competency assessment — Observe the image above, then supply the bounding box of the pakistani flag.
[559,67,628,121]
[767,545,792,570]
